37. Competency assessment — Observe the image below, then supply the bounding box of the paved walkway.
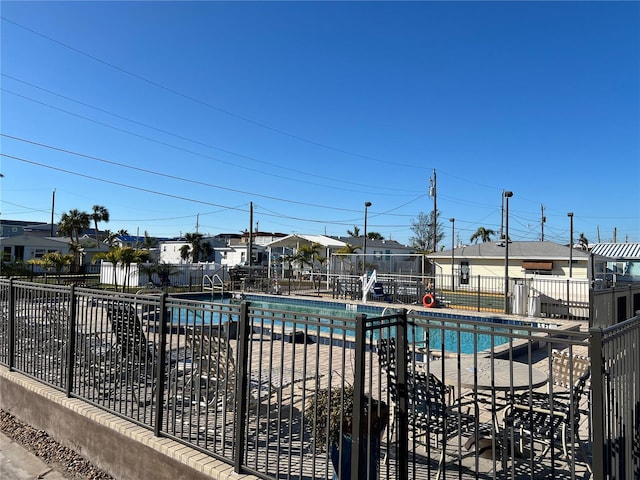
[0,432,72,480]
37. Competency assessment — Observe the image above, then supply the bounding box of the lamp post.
[568,212,574,278]
[450,218,455,292]
[363,201,372,274]
[504,191,513,314]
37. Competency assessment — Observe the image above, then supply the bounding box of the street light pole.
[363,202,372,274]
[504,191,513,314]
[568,212,574,278]
[450,218,455,292]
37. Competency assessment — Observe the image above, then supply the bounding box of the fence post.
[153,293,168,437]
[589,326,605,480]
[234,300,251,473]
[396,309,409,480]
[8,278,15,371]
[65,285,77,397]
[477,275,481,312]
[351,313,367,480]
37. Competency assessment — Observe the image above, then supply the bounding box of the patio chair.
[377,337,475,477]
[503,363,592,472]
[408,370,478,480]
[371,282,392,302]
[106,302,157,406]
[169,325,236,409]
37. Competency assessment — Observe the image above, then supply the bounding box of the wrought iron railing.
[1,278,638,479]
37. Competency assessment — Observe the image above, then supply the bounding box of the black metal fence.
[1,279,638,479]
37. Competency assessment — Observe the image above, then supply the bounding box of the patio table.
[427,356,549,467]
[427,357,548,393]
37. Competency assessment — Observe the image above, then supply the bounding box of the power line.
[2,89,418,197]
[2,74,420,194]
[1,16,425,170]
[1,134,366,213]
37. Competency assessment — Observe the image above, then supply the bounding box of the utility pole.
[50,189,56,237]
[540,204,546,241]
[500,191,505,240]
[195,214,199,233]
[429,169,437,252]
[248,202,253,286]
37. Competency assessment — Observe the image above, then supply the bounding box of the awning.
[522,261,553,270]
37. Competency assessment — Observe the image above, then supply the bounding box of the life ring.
[422,293,436,308]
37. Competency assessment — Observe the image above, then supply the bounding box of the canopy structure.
[264,234,348,285]
[265,234,347,251]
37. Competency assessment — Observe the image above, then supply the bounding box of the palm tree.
[142,230,158,249]
[347,226,361,237]
[183,232,205,262]
[335,243,359,274]
[58,209,90,271]
[27,252,73,284]
[58,209,90,245]
[101,229,119,247]
[118,246,147,292]
[93,248,122,290]
[296,242,322,288]
[91,205,109,248]
[470,227,496,244]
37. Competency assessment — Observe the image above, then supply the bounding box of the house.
[589,242,640,283]
[0,219,56,238]
[158,237,224,264]
[427,240,609,282]
[1,234,71,264]
[331,237,419,275]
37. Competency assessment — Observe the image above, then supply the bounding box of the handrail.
[361,269,377,303]
[202,273,225,297]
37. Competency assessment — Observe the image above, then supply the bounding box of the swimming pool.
[171,293,530,355]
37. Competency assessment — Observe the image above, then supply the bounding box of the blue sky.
[1,1,638,247]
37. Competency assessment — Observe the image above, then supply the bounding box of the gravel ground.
[0,410,114,480]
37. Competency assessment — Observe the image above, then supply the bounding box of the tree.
[367,232,384,240]
[27,252,73,284]
[470,227,496,244]
[180,232,212,263]
[409,211,444,253]
[296,242,322,288]
[58,209,90,245]
[93,248,123,290]
[142,230,158,249]
[347,226,361,237]
[101,230,119,247]
[58,209,90,272]
[335,243,360,273]
[91,205,110,248]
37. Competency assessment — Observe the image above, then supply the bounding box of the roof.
[333,236,414,251]
[590,243,640,260]
[265,234,347,249]
[0,234,70,248]
[429,241,600,261]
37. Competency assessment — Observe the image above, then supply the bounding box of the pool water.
[171,293,522,355]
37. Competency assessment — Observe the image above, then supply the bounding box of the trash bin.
[513,284,528,316]
[528,292,541,317]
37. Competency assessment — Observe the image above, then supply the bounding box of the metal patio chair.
[503,358,592,472]
[106,302,157,406]
[169,325,236,410]
[377,337,476,477]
